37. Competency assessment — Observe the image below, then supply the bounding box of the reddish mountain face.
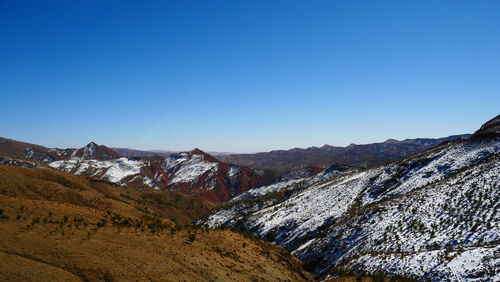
[0,137,59,163]
[0,137,264,202]
[0,139,122,163]
[129,157,170,189]
[0,139,264,202]
[161,149,265,202]
[73,142,122,160]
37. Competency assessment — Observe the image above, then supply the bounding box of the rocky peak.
[75,142,121,160]
[159,148,264,202]
[189,148,206,155]
[474,114,500,137]
[186,148,219,163]
[84,142,98,153]
[87,141,99,147]
[384,138,400,143]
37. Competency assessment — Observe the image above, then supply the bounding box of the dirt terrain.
[0,165,312,281]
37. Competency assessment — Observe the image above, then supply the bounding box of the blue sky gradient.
[1,0,499,152]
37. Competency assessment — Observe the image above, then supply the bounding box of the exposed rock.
[474,114,500,137]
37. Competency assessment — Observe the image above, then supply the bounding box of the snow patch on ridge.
[104,158,143,182]
[163,153,219,186]
[49,157,143,184]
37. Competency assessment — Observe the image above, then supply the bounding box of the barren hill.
[0,165,312,281]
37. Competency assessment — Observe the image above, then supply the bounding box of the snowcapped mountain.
[72,142,122,160]
[200,115,500,281]
[161,149,264,202]
[48,156,166,189]
[48,147,264,201]
[0,139,264,201]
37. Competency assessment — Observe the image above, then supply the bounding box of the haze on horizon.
[1,1,499,153]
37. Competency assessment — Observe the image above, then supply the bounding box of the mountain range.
[1,133,470,203]
[218,134,472,176]
[199,115,500,281]
[0,138,265,202]
[0,114,498,281]
[112,147,234,158]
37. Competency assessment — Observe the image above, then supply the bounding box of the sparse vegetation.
[0,164,313,281]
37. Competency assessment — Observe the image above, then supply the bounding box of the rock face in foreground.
[200,116,500,281]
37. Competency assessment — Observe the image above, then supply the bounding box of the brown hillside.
[0,165,215,224]
[0,165,313,281]
[0,137,57,161]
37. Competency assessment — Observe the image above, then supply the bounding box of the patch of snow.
[164,154,218,185]
[228,165,240,179]
[103,158,142,182]
[201,138,500,280]
[49,157,143,184]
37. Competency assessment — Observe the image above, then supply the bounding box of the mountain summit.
[73,142,122,160]
[162,149,264,202]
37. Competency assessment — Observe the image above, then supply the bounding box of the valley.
[0,115,498,281]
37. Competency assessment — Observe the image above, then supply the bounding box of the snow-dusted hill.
[200,119,500,280]
[0,138,264,201]
[48,147,264,201]
[48,157,163,188]
[160,149,264,202]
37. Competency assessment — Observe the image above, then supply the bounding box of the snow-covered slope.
[230,165,351,202]
[48,157,161,188]
[163,151,219,187]
[47,148,264,201]
[160,149,264,202]
[201,134,500,280]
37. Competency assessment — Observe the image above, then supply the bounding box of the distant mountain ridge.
[218,134,472,176]
[112,147,234,158]
[112,148,177,158]
[0,132,475,201]
[0,138,122,163]
[0,138,264,202]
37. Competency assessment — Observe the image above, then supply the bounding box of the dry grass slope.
[0,165,312,281]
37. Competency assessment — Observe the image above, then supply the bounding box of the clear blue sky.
[1,0,499,153]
